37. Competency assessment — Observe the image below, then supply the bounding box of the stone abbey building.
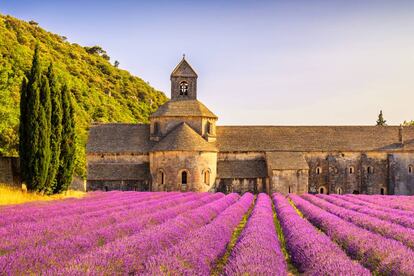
[86,58,414,195]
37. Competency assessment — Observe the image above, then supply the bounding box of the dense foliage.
[19,45,51,192]
[0,14,167,177]
[20,46,77,194]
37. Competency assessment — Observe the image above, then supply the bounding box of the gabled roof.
[171,57,198,78]
[150,99,218,119]
[151,123,218,152]
[217,160,268,179]
[266,152,309,170]
[87,124,153,154]
[88,163,149,180]
[215,126,414,152]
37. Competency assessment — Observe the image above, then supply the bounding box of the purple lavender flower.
[143,193,254,275]
[302,194,414,249]
[273,194,369,275]
[291,194,414,275]
[223,193,287,276]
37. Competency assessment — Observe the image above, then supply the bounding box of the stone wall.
[150,151,217,192]
[0,157,20,186]
[217,178,267,194]
[305,152,389,195]
[270,169,308,194]
[389,153,414,195]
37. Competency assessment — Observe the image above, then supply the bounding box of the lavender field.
[1,192,414,275]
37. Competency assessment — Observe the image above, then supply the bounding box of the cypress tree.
[376,110,387,126]
[37,75,52,193]
[45,63,62,193]
[24,45,43,191]
[19,77,28,183]
[55,85,76,193]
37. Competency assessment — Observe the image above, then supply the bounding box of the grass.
[272,198,300,276]
[0,183,85,206]
[211,195,256,276]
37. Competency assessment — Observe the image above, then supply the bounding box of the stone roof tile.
[150,99,218,119]
[151,123,218,152]
[266,152,309,170]
[217,160,268,178]
[216,126,414,152]
[88,163,149,180]
[87,124,153,154]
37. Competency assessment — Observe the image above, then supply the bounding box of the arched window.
[409,165,413,174]
[203,170,210,185]
[316,167,322,175]
[349,166,355,174]
[206,121,212,135]
[380,187,386,195]
[337,187,343,195]
[319,186,326,194]
[367,166,374,174]
[181,171,188,190]
[158,170,165,185]
[179,81,188,96]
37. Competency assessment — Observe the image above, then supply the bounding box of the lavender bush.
[273,194,369,275]
[223,193,287,276]
[143,193,254,275]
[291,194,414,275]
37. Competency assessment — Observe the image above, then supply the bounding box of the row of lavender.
[291,194,414,275]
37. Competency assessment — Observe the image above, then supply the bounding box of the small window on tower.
[179,81,189,96]
[409,165,413,174]
[316,167,322,175]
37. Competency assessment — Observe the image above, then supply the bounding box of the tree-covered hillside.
[0,14,167,177]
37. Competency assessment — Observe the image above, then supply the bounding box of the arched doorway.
[319,186,327,194]
[337,187,343,195]
[380,187,386,195]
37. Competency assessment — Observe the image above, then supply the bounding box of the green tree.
[376,110,387,126]
[45,63,63,192]
[20,45,52,193]
[18,77,28,182]
[55,85,76,193]
[37,75,52,193]
[22,45,44,191]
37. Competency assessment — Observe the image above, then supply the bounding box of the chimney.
[399,126,404,145]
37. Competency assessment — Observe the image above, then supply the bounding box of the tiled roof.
[87,123,414,154]
[171,58,198,78]
[151,123,218,152]
[217,160,268,178]
[87,124,153,154]
[150,99,218,119]
[215,126,414,152]
[87,163,149,180]
[266,152,309,170]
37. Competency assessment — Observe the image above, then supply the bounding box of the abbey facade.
[86,58,414,195]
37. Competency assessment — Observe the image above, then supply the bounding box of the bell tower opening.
[171,55,198,100]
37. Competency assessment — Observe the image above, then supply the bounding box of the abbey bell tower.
[170,56,198,100]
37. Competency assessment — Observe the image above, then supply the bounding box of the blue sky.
[2,0,414,125]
